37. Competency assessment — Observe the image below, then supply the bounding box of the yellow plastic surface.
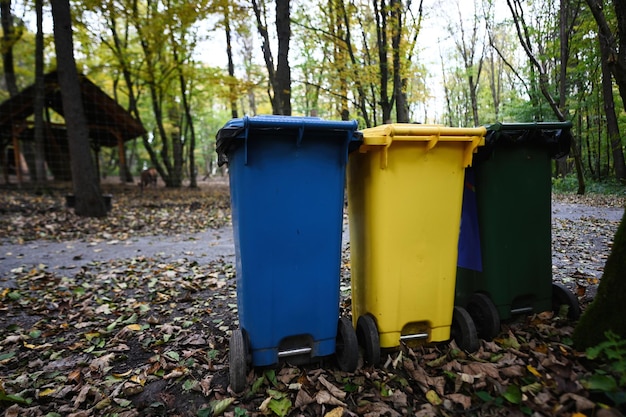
[348,123,486,348]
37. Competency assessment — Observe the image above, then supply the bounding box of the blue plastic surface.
[220,115,361,367]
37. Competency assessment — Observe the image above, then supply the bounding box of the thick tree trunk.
[573,208,626,349]
[51,0,106,217]
[574,0,626,350]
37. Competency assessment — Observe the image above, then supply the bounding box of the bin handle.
[243,116,250,165]
[462,135,485,167]
[380,132,392,169]
[427,134,439,150]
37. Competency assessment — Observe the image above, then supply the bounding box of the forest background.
[2,0,626,194]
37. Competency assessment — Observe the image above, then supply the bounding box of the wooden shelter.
[0,71,146,183]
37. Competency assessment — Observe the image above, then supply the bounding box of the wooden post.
[116,133,127,183]
[12,124,23,187]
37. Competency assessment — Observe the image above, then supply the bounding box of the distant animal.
[139,167,158,191]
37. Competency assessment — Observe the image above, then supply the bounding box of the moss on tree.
[573,207,626,350]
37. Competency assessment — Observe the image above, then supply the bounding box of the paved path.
[1,203,622,285]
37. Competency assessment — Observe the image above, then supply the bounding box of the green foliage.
[582,331,626,407]
[552,174,626,195]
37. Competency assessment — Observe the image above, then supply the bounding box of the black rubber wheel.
[451,306,479,352]
[465,293,501,341]
[229,329,249,393]
[552,283,581,320]
[356,315,381,366]
[336,317,359,372]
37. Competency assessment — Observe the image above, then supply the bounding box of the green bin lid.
[480,121,572,160]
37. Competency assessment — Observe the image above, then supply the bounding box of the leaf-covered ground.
[1,180,625,417]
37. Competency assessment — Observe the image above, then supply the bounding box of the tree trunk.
[573,207,626,349]
[573,0,626,349]
[508,0,586,194]
[391,0,409,123]
[340,0,370,126]
[108,11,154,183]
[587,0,626,182]
[251,0,291,116]
[51,0,106,217]
[1,0,18,97]
[600,41,626,181]
[374,0,392,123]
[224,3,238,119]
[274,0,291,115]
[33,0,46,187]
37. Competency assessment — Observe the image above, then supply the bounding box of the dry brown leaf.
[4,405,21,417]
[462,362,500,380]
[295,388,315,408]
[277,366,300,385]
[560,392,595,411]
[358,402,402,417]
[89,353,114,373]
[446,393,472,410]
[318,375,346,399]
[73,384,92,408]
[390,390,408,408]
[316,390,347,407]
[499,365,526,378]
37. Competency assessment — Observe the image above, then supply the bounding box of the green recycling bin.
[456,122,581,340]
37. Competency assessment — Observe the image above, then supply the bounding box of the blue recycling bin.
[216,115,362,392]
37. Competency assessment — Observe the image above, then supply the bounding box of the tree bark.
[507,0,586,194]
[1,0,18,97]
[374,0,392,123]
[33,0,46,186]
[586,0,626,182]
[275,0,291,115]
[224,4,238,119]
[599,29,626,182]
[573,207,626,349]
[574,0,626,349]
[391,0,409,123]
[251,0,291,115]
[51,0,106,217]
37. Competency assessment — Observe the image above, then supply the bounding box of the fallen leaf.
[295,389,315,408]
[425,389,442,405]
[318,375,346,400]
[316,390,347,407]
[324,407,345,417]
[446,393,472,410]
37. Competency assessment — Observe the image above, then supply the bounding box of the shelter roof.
[0,71,145,147]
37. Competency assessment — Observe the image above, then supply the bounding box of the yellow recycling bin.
[348,124,486,365]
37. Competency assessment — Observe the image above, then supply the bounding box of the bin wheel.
[336,317,359,372]
[357,315,381,366]
[451,306,479,353]
[552,283,581,320]
[229,329,249,393]
[465,293,501,341]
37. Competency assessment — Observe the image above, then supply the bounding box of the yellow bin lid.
[358,123,487,168]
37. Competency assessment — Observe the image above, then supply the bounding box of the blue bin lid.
[216,115,362,166]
